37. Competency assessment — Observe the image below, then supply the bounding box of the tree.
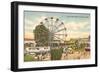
[74,40,79,49]
[34,25,50,46]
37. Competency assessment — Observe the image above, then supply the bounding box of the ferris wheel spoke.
[56,22,64,28]
[54,28,66,33]
[43,21,50,28]
[37,25,49,33]
[37,17,67,44]
[52,22,62,32]
[44,18,55,32]
[54,35,65,41]
[53,25,64,33]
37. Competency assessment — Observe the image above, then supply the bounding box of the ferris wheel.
[39,17,67,48]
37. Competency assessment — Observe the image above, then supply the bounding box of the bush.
[51,48,63,60]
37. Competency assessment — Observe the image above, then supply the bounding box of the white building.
[24,38,51,54]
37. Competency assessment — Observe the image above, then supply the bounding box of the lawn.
[24,54,34,62]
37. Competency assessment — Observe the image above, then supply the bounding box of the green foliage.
[79,43,86,49]
[34,25,50,46]
[51,48,63,60]
[74,40,79,49]
[24,54,34,62]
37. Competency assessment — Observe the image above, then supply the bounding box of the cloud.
[24,16,47,39]
[25,16,47,31]
[64,21,90,40]
[66,31,90,40]
[24,15,90,40]
[65,21,90,31]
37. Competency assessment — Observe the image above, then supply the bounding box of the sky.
[24,11,90,40]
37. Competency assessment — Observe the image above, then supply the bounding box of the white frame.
[18,5,95,68]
